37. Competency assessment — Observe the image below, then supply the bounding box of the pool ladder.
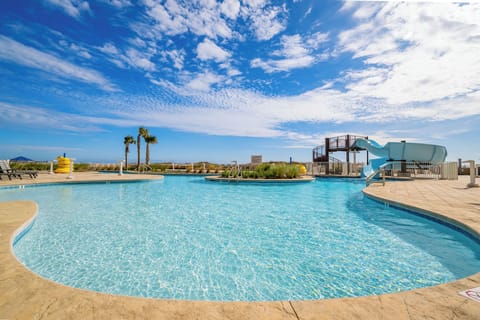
[365,167,386,187]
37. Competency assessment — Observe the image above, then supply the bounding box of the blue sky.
[1,0,479,164]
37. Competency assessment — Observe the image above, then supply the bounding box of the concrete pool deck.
[0,173,479,319]
[0,171,164,186]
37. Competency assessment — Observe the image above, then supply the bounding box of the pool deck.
[1,173,479,319]
[0,171,164,186]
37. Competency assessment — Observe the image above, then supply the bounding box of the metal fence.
[308,161,458,181]
[365,161,459,186]
[307,162,364,176]
[380,161,441,179]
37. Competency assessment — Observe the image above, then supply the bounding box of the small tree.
[137,127,148,171]
[123,135,136,170]
[144,135,158,166]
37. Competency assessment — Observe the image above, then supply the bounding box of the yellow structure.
[297,164,307,175]
[55,156,71,174]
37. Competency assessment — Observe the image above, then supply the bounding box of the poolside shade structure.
[10,156,34,162]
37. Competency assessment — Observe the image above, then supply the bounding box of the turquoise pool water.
[3,176,480,301]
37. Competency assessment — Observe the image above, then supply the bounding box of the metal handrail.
[365,161,442,186]
[311,160,363,176]
[136,164,152,173]
[365,163,389,186]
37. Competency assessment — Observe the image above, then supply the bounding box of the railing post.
[119,160,124,176]
[66,159,75,180]
[463,160,479,188]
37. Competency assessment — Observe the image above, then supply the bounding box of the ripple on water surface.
[4,176,480,301]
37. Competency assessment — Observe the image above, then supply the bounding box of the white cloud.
[0,36,116,91]
[251,33,326,72]
[69,43,92,59]
[144,0,233,39]
[97,43,126,68]
[247,4,287,41]
[339,1,356,13]
[91,84,358,138]
[125,48,156,72]
[305,32,329,49]
[251,56,314,73]
[147,1,188,36]
[338,2,480,105]
[186,71,224,91]
[5,80,480,145]
[43,0,91,19]
[128,37,147,48]
[221,0,240,19]
[102,0,131,8]
[243,0,267,9]
[98,42,120,55]
[97,42,156,72]
[352,3,381,20]
[165,49,185,70]
[58,39,92,59]
[347,0,480,2]
[304,6,312,18]
[126,78,480,138]
[183,6,233,39]
[226,66,241,76]
[0,101,128,132]
[196,38,231,62]
[273,34,308,57]
[149,78,189,97]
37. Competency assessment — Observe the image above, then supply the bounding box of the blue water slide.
[354,138,447,163]
[361,158,387,178]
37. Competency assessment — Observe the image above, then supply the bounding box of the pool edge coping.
[362,192,480,244]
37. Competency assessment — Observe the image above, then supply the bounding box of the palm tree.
[144,135,158,166]
[123,135,136,170]
[137,127,148,171]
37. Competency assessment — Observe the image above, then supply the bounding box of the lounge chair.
[0,167,21,180]
[0,160,38,179]
[0,172,15,180]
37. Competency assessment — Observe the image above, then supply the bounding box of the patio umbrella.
[10,156,34,162]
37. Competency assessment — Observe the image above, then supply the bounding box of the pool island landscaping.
[205,175,315,183]
[206,163,314,182]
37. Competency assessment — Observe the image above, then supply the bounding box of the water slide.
[353,138,448,178]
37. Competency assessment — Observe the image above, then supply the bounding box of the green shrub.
[286,165,300,178]
[254,163,300,179]
[221,170,230,177]
[9,162,50,171]
[250,171,258,179]
[74,163,91,172]
[218,163,300,179]
[150,163,169,172]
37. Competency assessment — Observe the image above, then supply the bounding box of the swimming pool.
[3,176,480,301]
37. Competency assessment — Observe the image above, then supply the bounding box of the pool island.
[205,175,315,183]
